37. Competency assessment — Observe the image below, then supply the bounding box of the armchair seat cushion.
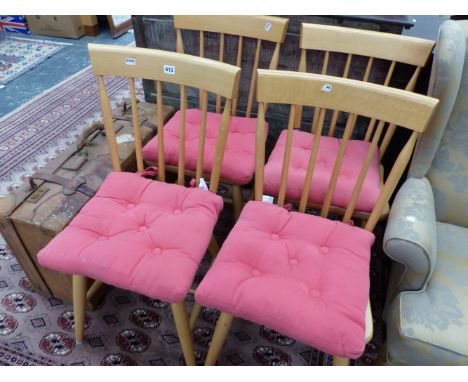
[142,109,261,185]
[263,130,381,212]
[195,201,375,358]
[37,172,223,304]
[394,222,468,361]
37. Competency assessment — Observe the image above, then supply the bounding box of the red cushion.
[37,172,223,304]
[264,130,381,212]
[142,109,262,185]
[195,201,374,358]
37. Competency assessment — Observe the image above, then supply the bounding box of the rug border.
[0,65,92,122]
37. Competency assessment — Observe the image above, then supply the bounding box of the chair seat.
[195,201,375,358]
[142,109,262,185]
[37,172,223,303]
[264,130,382,212]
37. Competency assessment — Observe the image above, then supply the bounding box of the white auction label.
[321,84,333,92]
[264,22,272,32]
[125,57,136,66]
[164,64,176,75]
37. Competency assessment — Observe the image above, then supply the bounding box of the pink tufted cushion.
[142,109,262,185]
[195,201,374,358]
[37,172,223,303]
[264,130,382,212]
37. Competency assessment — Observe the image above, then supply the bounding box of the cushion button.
[139,226,148,231]
[174,209,182,215]
[319,246,330,254]
[309,289,321,298]
[98,236,107,241]
[152,248,162,255]
[251,269,261,277]
[127,203,135,209]
[289,259,298,265]
[270,234,279,240]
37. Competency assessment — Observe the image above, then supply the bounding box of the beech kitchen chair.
[142,16,289,220]
[37,43,241,366]
[195,69,439,365]
[264,23,436,223]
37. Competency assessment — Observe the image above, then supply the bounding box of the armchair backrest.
[409,20,468,227]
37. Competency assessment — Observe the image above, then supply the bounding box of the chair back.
[295,23,436,157]
[254,69,439,230]
[88,43,241,192]
[174,15,289,117]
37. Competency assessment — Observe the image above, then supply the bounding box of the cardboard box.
[26,15,84,39]
[0,16,30,34]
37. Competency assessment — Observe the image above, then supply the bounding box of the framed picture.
[107,15,132,38]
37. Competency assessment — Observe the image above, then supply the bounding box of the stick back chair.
[37,43,241,366]
[264,23,436,222]
[142,16,289,220]
[195,69,438,365]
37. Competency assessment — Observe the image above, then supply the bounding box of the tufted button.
[152,247,162,255]
[251,269,261,277]
[319,161,327,167]
[270,233,279,240]
[127,203,135,209]
[139,226,148,231]
[98,236,108,241]
[289,259,298,265]
[173,209,182,215]
[309,289,321,298]
[319,246,330,254]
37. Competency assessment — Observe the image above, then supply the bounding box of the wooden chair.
[37,43,241,366]
[142,16,289,220]
[264,23,436,223]
[194,69,438,365]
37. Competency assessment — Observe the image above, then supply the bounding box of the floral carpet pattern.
[0,37,67,86]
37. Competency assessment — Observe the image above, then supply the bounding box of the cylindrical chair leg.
[208,236,220,258]
[190,303,203,329]
[332,356,350,366]
[171,302,196,366]
[72,275,88,344]
[231,184,243,221]
[204,312,234,366]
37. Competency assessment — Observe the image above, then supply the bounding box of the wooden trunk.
[0,100,174,308]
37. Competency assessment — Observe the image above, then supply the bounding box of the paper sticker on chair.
[321,84,332,92]
[264,22,272,32]
[164,65,176,75]
[125,57,136,66]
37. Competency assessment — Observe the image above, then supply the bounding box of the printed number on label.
[264,22,272,32]
[125,57,136,66]
[164,64,176,75]
[321,84,332,92]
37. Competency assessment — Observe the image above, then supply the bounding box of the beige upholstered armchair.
[383,19,468,365]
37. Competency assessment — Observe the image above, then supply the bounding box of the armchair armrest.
[383,177,438,291]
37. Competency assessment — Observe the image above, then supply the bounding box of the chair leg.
[332,356,350,366]
[189,303,203,330]
[72,275,87,344]
[171,302,196,366]
[208,236,220,258]
[231,184,243,221]
[204,312,234,366]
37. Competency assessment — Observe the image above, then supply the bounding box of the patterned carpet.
[0,37,67,86]
[0,63,388,366]
[0,66,135,197]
